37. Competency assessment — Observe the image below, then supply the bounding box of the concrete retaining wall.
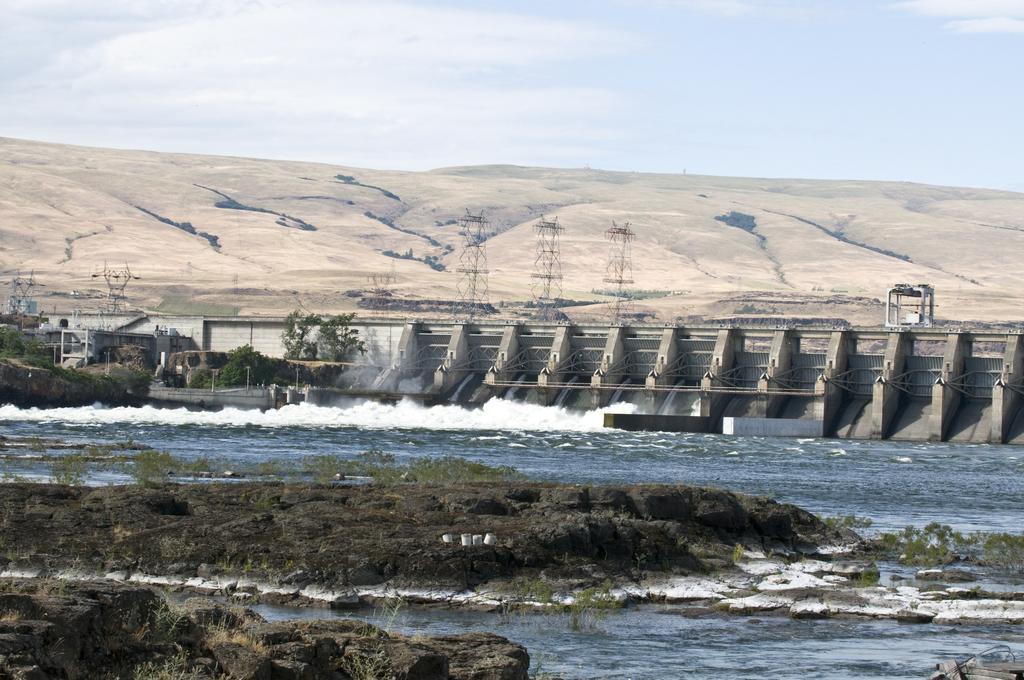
[147,385,276,410]
[604,414,710,433]
[723,417,824,438]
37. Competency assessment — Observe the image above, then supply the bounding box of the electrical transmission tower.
[5,271,40,320]
[367,264,398,311]
[531,216,564,320]
[92,262,140,315]
[454,210,490,320]
[603,221,635,324]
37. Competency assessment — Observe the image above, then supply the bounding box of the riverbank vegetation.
[874,522,1024,573]
[2,439,525,488]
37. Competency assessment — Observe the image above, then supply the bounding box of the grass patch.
[303,450,525,485]
[155,292,239,317]
[205,626,268,655]
[496,577,621,631]
[130,652,205,680]
[821,514,874,531]
[348,450,524,484]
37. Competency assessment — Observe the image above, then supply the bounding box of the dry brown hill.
[2,136,1022,325]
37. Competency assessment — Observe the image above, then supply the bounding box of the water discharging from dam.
[0,399,635,432]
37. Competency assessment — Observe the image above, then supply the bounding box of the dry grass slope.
[2,136,1022,325]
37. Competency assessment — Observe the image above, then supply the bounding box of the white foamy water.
[0,398,637,433]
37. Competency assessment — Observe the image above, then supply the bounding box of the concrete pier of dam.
[52,312,1024,444]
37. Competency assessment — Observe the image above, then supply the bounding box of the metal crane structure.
[454,210,491,320]
[92,262,140,316]
[531,216,564,320]
[603,221,635,324]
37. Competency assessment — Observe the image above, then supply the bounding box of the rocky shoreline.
[0,579,528,679]
[0,360,144,409]
[2,480,1023,678]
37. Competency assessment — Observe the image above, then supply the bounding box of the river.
[2,398,1023,677]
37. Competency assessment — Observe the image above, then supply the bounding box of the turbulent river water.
[3,398,1024,677]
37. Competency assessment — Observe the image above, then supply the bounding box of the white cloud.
[0,0,630,168]
[894,0,1024,32]
[629,0,812,17]
[895,0,1024,17]
[948,16,1024,32]
[657,0,758,15]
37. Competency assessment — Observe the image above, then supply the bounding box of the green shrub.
[875,523,1024,573]
[125,450,176,487]
[498,577,556,608]
[981,534,1024,573]
[305,454,351,484]
[187,369,212,389]
[218,345,279,387]
[255,461,282,477]
[822,514,874,531]
[857,566,881,586]
[568,581,621,631]
[50,455,88,485]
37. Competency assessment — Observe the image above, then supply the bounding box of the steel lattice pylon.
[604,220,635,324]
[92,262,139,315]
[5,270,37,316]
[531,215,564,320]
[366,263,397,311]
[454,210,490,320]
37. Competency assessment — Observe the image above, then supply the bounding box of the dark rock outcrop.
[0,360,142,408]
[0,580,530,679]
[0,482,843,595]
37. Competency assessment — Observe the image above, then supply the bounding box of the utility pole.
[531,216,564,320]
[454,210,491,321]
[91,262,140,315]
[604,221,635,324]
[5,271,40,329]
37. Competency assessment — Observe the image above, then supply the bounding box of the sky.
[1,0,1022,190]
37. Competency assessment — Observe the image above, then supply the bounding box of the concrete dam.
[59,313,1024,444]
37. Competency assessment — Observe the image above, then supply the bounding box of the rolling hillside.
[2,136,1022,325]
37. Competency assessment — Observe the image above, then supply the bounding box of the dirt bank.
[0,579,528,679]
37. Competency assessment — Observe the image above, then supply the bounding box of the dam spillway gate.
[84,311,1024,444]
[379,321,1024,444]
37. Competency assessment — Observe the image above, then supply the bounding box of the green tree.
[317,313,366,362]
[282,311,321,360]
[218,345,278,386]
